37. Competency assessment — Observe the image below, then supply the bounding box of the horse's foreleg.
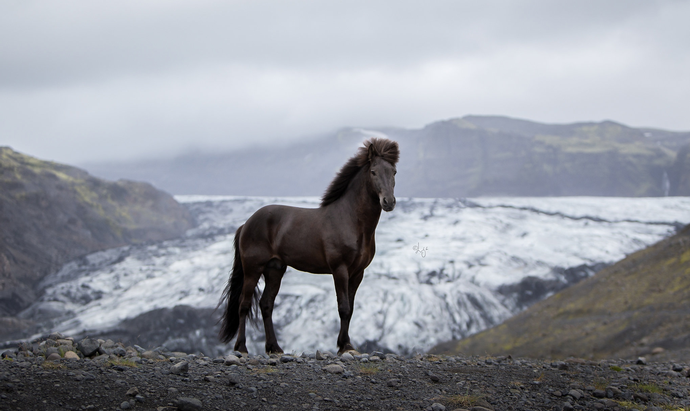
[333,267,356,354]
[260,264,285,354]
[234,270,261,354]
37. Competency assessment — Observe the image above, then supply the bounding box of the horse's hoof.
[338,344,357,355]
[265,345,284,355]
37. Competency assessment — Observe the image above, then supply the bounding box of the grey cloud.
[1,0,674,88]
[1,0,689,164]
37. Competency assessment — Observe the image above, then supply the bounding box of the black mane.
[320,138,399,207]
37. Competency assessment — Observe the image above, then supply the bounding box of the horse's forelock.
[362,138,399,166]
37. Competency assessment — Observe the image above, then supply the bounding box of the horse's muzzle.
[381,196,396,212]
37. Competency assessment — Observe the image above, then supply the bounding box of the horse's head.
[367,140,398,212]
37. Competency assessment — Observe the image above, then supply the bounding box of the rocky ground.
[2,334,690,411]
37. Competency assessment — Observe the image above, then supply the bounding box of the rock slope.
[432,224,690,362]
[2,333,690,410]
[0,147,195,334]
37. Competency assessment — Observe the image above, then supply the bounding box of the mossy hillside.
[0,147,191,242]
[431,224,690,361]
[407,117,689,197]
[0,147,195,320]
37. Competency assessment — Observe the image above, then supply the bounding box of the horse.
[218,137,399,354]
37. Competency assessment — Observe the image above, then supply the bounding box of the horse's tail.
[218,224,259,343]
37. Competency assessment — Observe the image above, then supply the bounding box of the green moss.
[681,250,690,264]
[615,400,646,410]
[446,393,485,408]
[633,382,664,394]
[41,361,65,370]
[107,358,138,368]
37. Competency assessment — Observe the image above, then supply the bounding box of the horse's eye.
[371,170,376,176]
[394,170,397,176]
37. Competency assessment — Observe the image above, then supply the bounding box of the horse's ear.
[367,141,379,161]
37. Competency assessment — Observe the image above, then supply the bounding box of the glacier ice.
[21,196,690,355]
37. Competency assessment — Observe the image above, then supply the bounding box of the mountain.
[82,115,690,197]
[430,223,690,362]
[0,147,195,337]
[6,195,689,356]
[670,143,690,195]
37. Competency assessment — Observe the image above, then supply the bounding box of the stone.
[280,355,295,363]
[48,332,64,340]
[323,364,344,374]
[429,373,440,383]
[170,361,189,375]
[636,357,647,365]
[633,392,649,402]
[473,399,494,410]
[120,401,131,410]
[228,375,240,386]
[431,403,446,411]
[673,364,684,372]
[126,387,139,397]
[144,350,166,360]
[607,386,622,398]
[176,397,203,411]
[77,338,101,357]
[340,352,354,361]
[64,351,80,360]
[568,389,582,400]
[224,354,241,366]
[113,347,127,357]
[592,389,606,398]
[387,378,401,388]
[46,353,61,361]
[562,401,574,411]
[315,350,325,360]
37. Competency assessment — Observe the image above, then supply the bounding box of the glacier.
[17,196,690,356]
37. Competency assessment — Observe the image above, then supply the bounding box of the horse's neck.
[330,169,381,235]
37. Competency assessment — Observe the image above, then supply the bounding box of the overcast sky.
[2,0,690,164]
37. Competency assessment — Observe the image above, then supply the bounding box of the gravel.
[2,334,690,410]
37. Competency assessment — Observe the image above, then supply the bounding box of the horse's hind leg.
[234,267,262,353]
[260,259,286,354]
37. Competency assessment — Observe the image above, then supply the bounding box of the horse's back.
[241,204,330,272]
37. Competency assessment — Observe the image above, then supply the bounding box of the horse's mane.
[320,138,399,207]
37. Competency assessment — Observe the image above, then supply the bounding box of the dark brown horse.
[218,138,399,354]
